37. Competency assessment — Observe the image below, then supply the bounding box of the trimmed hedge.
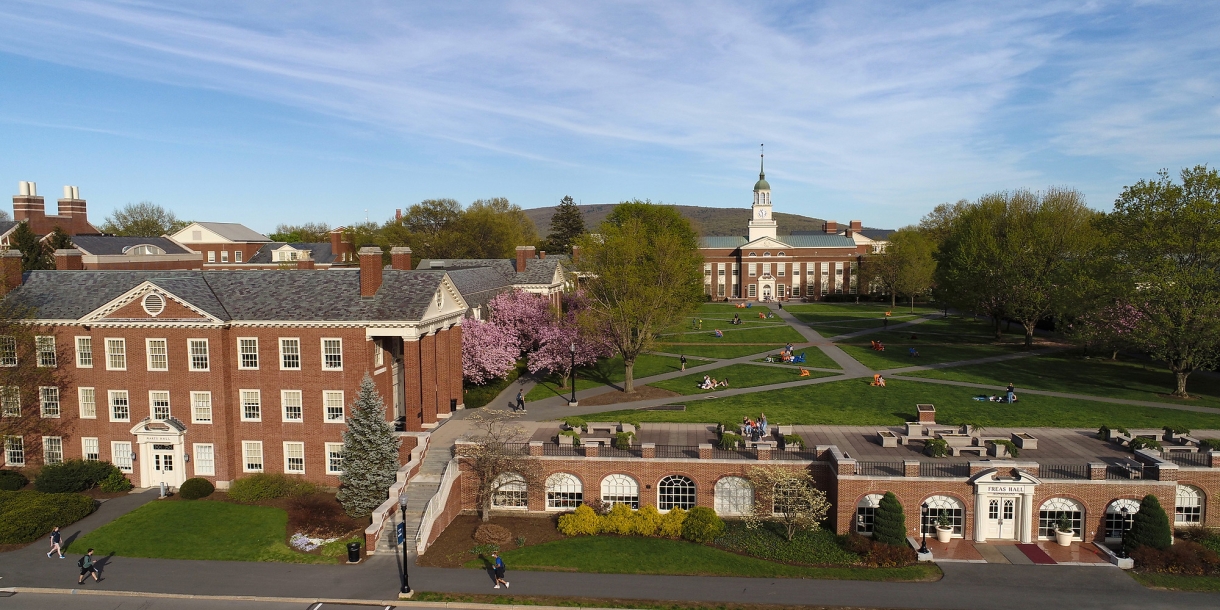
[681,506,725,543]
[35,460,123,493]
[179,477,215,500]
[558,503,689,539]
[227,473,319,503]
[0,469,28,491]
[0,490,96,544]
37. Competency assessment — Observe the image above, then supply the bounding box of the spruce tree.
[546,195,585,254]
[1124,494,1172,552]
[336,375,401,518]
[10,222,52,271]
[872,491,908,546]
[46,227,73,253]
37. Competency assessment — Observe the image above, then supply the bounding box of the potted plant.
[935,513,953,543]
[1054,513,1074,547]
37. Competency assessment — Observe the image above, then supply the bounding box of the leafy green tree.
[575,201,703,392]
[933,196,1010,338]
[46,227,73,253]
[10,222,52,271]
[545,195,585,254]
[865,227,936,310]
[455,198,538,259]
[336,376,400,518]
[1101,166,1220,397]
[872,491,907,546]
[101,201,187,237]
[1124,494,1172,552]
[269,222,330,243]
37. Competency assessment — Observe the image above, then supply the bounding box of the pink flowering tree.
[487,290,556,353]
[1071,302,1143,360]
[527,290,613,387]
[461,317,520,385]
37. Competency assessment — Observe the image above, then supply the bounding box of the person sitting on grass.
[909,347,920,357]
[759,311,766,319]
[799,367,810,377]
[871,374,886,387]
[714,329,723,338]
[717,378,729,388]
[700,375,714,390]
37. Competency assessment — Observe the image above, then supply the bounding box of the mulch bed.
[417,514,565,568]
[580,385,681,407]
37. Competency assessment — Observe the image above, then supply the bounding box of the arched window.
[748,252,757,257]
[714,476,753,516]
[491,473,527,509]
[921,495,964,536]
[658,475,696,511]
[762,252,772,257]
[1176,485,1204,524]
[600,474,639,509]
[1038,498,1083,539]
[856,494,884,535]
[1105,499,1140,539]
[124,244,166,256]
[545,473,583,510]
[777,252,786,257]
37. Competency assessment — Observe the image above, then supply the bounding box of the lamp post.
[919,502,929,554]
[1117,506,1130,559]
[568,342,579,406]
[399,495,412,597]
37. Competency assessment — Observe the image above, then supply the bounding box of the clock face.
[757,209,768,218]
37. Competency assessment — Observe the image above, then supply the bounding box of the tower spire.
[760,143,765,179]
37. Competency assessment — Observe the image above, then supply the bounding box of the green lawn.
[464,362,525,408]
[752,348,841,370]
[657,325,807,344]
[654,344,781,359]
[464,536,939,581]
[648,363,838,395]
[839,343,1018,370]
[1131,573,1220,592]
[526,354,699,402]
[580,377,1220,429]
[70,501,340,563]
[904,353,1220,410]
[782,302,940,315]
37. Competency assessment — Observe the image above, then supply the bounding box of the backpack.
[77,556,85,567]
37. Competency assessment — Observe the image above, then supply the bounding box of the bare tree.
[458,410,543,522]
[0,302,73,466]
[744,465,831,541]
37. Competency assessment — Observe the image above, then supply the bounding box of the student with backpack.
[77,548,99,584]
[47,526,64,559]
[491,551,508,588]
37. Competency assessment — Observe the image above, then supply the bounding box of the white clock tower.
[748,148,777,241]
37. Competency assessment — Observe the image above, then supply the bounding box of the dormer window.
[124,244,166,256]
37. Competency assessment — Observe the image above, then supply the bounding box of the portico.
[130,417,188,490]
[971,468,1042,543]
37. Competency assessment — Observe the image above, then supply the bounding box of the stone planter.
[936,526,953,543]
[1012,432,1038,450]
[1055,529,1073,547]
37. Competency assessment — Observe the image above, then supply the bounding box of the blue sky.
[0,1,1217,233]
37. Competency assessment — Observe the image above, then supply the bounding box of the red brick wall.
[699,246,863,301]
[187,243,266,264]
[1176,470,1220,528]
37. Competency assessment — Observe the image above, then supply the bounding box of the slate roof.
[700,234,857,249]
[247,242,337,264]
[193,222,271,242]
[70,235,194,256]
[0,221,18,237]
[415,257,563,286]
[857,229,894,241]
[444,267,513,310]
[5,269,446,322]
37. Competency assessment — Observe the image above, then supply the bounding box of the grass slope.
[526,354,697,402]
[649,364,837,395]
[752,349,842,370]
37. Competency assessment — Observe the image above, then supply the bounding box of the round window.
[142,293,165,317]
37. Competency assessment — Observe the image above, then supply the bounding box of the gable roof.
[414,257,564,286]
[174,222,270,243]
[247,242,337,264]
[70,235,194,256]
[0,221,18,239]
[444,266,514,310]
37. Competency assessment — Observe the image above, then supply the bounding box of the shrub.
[0,490,95,544]
[34,460,122,493]
[557,505,601,536]
[633,505,663,537]
[474,524,514,545]
[614,431,634,451]
[1129,437,1163,452]
[98,471,133,493]
[1202,438,1220,452]
[1125,494,1172,552]
[681,506,725,543]
[559,430,581,446]
[228,473,319,503]
[1131,541,1220,576]
[861,538,917,567]
[0,470,28,491]
[562,417,586,431]
[1116,426,1130,435]
[782,434,803,449]
[658,507,687,538]
[1097,424,1111,441]
[1163,425,1190,436]
[717,421,739,437]
[718,521,858,565]
[718,433,742,450]
[924,438,948,458]
[601,502,636,535]
[991,439,1019,458]
[872,492,907,546]
[584,496,611,515]
[178,477,215,500]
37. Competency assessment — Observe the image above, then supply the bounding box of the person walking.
[47,526,64,559]
[77,548,99,584]
[680,354,687,371]
[515,390,526,413]
[492,551,509,588]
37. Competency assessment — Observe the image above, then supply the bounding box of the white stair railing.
[414,457,460,554]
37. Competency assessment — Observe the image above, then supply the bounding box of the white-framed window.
[191,391,212,423]
[75,336,93,368]
[600,474,640,509]
[374,341,384,368]
[39,386,60,418]
[78,387,96,418]
[240,390,261,421]
[149,390,170,420]
[42,436,63,464]
[243,441,264,472]
[207,251,215,263]
[105,338,126,370]
[234,250,242,263]
[35,336,56,367]
[283,441,305,474]
[658,475,696,511]
[545,473,583,510]
[714,476,754,516]
[279,338,301,370]
[220,250,229,263]
[112,441,133,472]
[748,284,757,298]
[323,391,344,422]
[855,494,884,535]
[1105,499,1140,540]
[321,338,342,370]
[109,390,130,422]
[188,339,210,371]
[82,437,99,461]
[193,443,215,476]
[146,338,168,371]
[325,443,344,475]
[1038,497,1083,540]
[1176,485,1204,524]
[238,338,259,369]
[921,495,965,536]
[0,387,18,417]
[282,390,303,421]
[748,263,757,277]
[491,473,528,509]
[4,436,24,466]
[0,336,17,366]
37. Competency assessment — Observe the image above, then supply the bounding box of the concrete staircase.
[377,429,457,553]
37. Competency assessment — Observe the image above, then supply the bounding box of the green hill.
[523,204,829,237]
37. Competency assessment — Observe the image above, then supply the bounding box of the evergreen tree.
[336,375,401,518]
[10,222,52,271]
[46,227,73,253]
[872,491,907,546]
[1124,494,1172,552]
[546,195,585,254]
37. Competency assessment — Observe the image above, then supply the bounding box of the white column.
[974,491,988,542]
[1021,492,1035,543]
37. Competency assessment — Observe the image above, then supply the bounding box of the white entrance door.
[149,443,179,488]
[986,498,1018,539]
[761,284,772,300]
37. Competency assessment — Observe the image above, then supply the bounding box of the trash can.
[347,541,361,563]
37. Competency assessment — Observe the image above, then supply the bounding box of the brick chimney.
[571,245,581,260]
[823,220,839,235]
[515,245,535,272]
[58,185,90,236]
[54,248,83,271]
[13,181,45,232]
[538,250,546,259]
[359,247,383,297]
[296,250,315,270]
[395,209,403,221]
[390,246,412,270]
[1,250,23,294]
[330,228,353,263]
[846,220,862,238]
